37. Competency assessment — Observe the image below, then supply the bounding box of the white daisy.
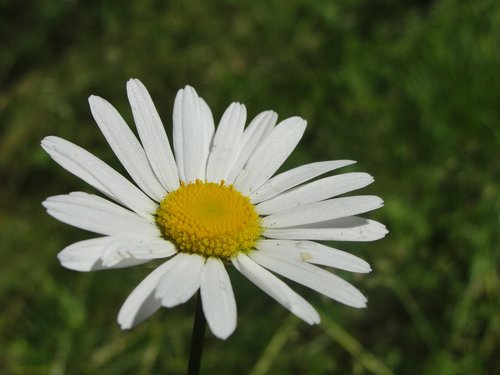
[42,79,387,340]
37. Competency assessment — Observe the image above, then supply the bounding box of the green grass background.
[1,0,499,374]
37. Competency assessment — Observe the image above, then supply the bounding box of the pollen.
[156,180,262,259]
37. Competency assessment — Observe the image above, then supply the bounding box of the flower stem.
[187,291,206,375]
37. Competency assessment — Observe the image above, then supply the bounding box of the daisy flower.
[42,79,387,340]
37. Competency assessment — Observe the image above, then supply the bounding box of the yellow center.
[156,180,261,259]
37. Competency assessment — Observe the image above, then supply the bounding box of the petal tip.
[212,327,235,340]
[182,85,197,94]
[118,320,132,330]
[88,95,109,110]
[127,78,143,90]
[40,136,53,147]
[41,135,61,149]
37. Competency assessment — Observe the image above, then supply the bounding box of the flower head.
[42,79,387,339]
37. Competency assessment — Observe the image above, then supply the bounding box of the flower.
[42,79,387,340]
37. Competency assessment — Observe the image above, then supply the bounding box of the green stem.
[187,291,206,375]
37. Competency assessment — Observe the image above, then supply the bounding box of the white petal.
[250,251,367,308]
[155,253,205,307]
[199,97,215,160]
[126,79,180,192]
[250,160,356,203]
[256,172,374,215]
[88,95,166,201]
[118,260,174,329]
[264,217,388,241]
[58,236,176,271]
[232,254,320,324]
[206,103,246,182]
[234,116,307,195]
[172,89,185,181]
[200,258,237,340]
[41,137,112,197]
[43,192,159,236]
[58,237,112,271]
[100,237,176,268]
[225,111,277,184]
[41,136,157,218]
[263,196,384,228]
[172,86,213,183]
[256,240,371,273]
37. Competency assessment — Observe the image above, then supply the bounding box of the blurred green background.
[1,0,499,374]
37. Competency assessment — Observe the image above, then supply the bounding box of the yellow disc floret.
[156,180,261,259]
